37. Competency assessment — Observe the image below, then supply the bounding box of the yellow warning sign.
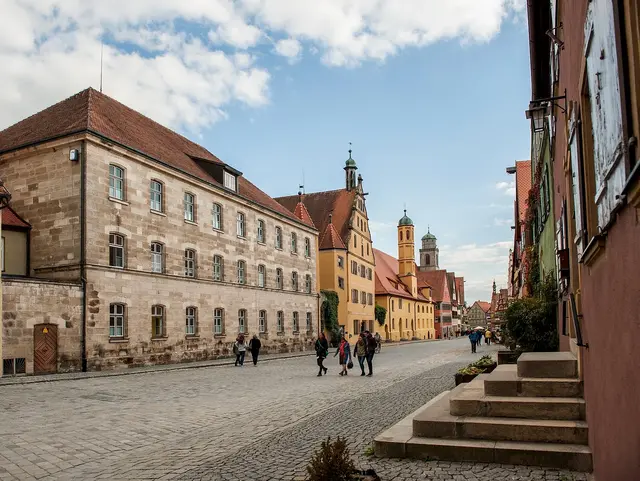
[43,327,48,334]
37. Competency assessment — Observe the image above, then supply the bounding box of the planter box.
[473,362,497,373]
[455,372,481,386]
[498,350,522,365]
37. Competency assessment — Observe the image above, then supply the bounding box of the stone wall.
[2,278,83,374]
[86,267,318,370]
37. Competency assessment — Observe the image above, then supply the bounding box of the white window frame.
[304,238,311,257]
[277,311,284,333]
[184,193,195,222]
[258,264,266,287]
[257,220,265,243]
[212,203,222,230]
[184,249,196,277]
[305,274,312,293]
[276,268,283,289]
[224,171,237,191]
[152,305,164,338]
[213,255,223,281]
[293,311,299,332]
[291,232,297,253]
[151,242,163,273]
[238,309,246,334]
[109,165,124,200]
[337,256,344,268]
[214,308,224,334]
[109,233,125,268]
[237,260,246,284]
[186,307,197,336]
[291,271,298,291]
[150,180,163,212]
[275,227,283,249]
[259,310,267,333]
[306,312,312,332]
[351,289,358,304]
[237,212,246,237]
[109,303,125,338]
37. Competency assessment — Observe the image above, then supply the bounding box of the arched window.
[213,255,224,281]
[276,268,283,289]
[291,271,298,291]
[291,232,298,253]
[257,219,265,243]
[150,180,164,212]
[259,310,267,333]
[184,192,196,222]
[292,311,299,332]
[212,203,223,230]
[151,242,163,273]
[305,274,312,293]
[400,231,403,241]
[109,233,125,268]
[425,254,431,265]
[237,212,246,237]
[238,309,247,333]
[277,311,284,333]
[109,165,125,200]
[304,237,311,257]
[237,260,246,284]
[184,249,196,277]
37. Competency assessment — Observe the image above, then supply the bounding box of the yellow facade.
[376,293,435,341]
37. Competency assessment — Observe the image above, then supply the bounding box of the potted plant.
[455,365,486,385]
[472,355,498,373]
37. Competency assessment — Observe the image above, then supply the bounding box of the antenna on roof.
[99,41,104,93]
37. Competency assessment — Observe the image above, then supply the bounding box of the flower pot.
[455,372,480,386]
[472,362,497,373]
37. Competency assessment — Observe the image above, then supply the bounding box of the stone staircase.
[374,352,592,472]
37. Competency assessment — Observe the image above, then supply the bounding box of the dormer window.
[224,171,237,192]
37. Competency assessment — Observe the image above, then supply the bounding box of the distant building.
[467,301,491,329]
[418,229,438,271]
[417,269,452,339]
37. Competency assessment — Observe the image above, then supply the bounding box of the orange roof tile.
[1,206,31,229]
[0,88,307,228]
[515,160,532,223]
[373,248,427,301]
[417,270,450,303]
[293,199,316,229]
[475,301,491,313]
[319,221,346,250]
[455,277,465,306]
[276,188,356,246]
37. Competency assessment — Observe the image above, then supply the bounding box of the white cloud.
[492,217,512,227]
[274,38,303,62]
[496,181,516,196]
[0,0,523,131]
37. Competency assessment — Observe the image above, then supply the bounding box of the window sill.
[108,197,129,206]
[237,235,246,240]
[109,265,125,269]
[257,241,266,246]
[151,210,167,217]
[277,331,285,336]
[185,335,200,340]
[275,247,283,251]
[109,337,129,344]
[212,228,224,234]
[214,334,226,339]
[184,219,198,226]
[151,336,168,341]
[292,331,300,336]
[580,234,606,267]
[291,252,298,256]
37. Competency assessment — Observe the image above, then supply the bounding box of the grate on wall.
[2,358,26,376]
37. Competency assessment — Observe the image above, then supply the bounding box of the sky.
[0,0,531,303]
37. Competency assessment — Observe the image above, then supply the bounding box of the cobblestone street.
[0,339,587,480]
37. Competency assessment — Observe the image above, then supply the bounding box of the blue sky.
[1,0,530,302]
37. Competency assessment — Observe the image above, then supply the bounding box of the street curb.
[0,338,439,386]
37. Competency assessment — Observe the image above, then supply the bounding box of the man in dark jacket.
[365,331,377,376]
[248,335,262,366]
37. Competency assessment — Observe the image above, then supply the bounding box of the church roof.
[292,198,316,228]
[319,221,347,250]
[2,206,31,229]
[0,88,309,228]
[373,248,429,301]
[422,229,437,241]
[345,149,357,168]
[398,210,413,226]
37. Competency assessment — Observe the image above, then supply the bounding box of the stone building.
[418,229,439,271]
[0,88,319,375]
[373,211,435,341]
[466,301,491,329]
[275,150,376,342]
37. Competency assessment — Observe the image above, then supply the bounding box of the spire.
[345,142,357,191]
[398,209,414,226]
[493,279,497,294]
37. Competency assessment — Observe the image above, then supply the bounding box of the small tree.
[321,290,341,347]
[306,437,356,481]
[375,305,387,326]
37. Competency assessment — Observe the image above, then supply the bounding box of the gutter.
[80,141,88,372]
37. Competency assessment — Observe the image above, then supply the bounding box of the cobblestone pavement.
[0,339,587,481]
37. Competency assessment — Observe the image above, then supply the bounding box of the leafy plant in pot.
[455,365,486,385]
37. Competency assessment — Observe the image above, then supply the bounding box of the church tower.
[344,148,357,191]
[419,228,439,272]
[398,210,417,297]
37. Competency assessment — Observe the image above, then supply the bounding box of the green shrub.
[375,305,387,326]
[306,437,356,481]
[321,291,341,347]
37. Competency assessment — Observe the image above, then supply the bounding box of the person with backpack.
[365,331,377,376]
[469,330,477,353]
[234,334,247,366]
[248,334,261,366]
[334,335,351,376]
[353,332,367,376]
[315,332,329,376]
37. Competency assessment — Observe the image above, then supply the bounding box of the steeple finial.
[348,141,352,159]
[329,212,333,224]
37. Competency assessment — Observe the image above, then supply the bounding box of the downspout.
[80,141,87,372]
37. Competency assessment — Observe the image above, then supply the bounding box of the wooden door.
[34,324,58,375]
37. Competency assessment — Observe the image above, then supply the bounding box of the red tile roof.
[276,188,356,246]
[515,160,532,223]
[2,206,31,229]
[293,199,316,229]
[476,301,491,313]
[417,270,450,303]
[0,88,307,228]
[455,277,465,306]
[319,221,346,250]
[373,248,427,301]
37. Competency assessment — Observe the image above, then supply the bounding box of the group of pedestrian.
[232,334,262,366]
[467,328,494,353]
[315,331,378,377]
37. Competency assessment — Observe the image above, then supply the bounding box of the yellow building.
[276,150,376,342]
[373,211,436,341]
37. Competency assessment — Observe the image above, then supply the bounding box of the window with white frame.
[109,303,125,338]
[184,249,196,277]
[151,242,163,273]
[151,305,165,338]
[361,291,366,305]
[304,237,311,257]
[109,233,125,268]
[306,312,312,332]
[186,307,197,336]
[259,310,267,333]
[238,309,246,333]
[213,255,223,281]
[237,260,246,284]
[367,268,372,280]
[109,165,124,200]
[276,268,283,289]
[258,265,266,287]
[223,171,237,191]
[291,271,298,291]
[360,264,366,278]
[305,274,312,293]
[214,308,224,334]
[257,220,265,243]
[212,203,223,230]
[291,232,297,253]
[351,289,358,304]
[277,311,284,333]
[337,256,344,268]
[184,193,195,222]
[351,261,358,275]
[292,311,299,332]
[237,212,246,237]
[367,293,373,305]
[275,227,283,249]
[150,180,163,212]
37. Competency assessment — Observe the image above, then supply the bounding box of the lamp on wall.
[525,89,567,134]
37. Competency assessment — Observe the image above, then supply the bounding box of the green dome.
[345,149,357,168]
[422,230,436,241]
[398,210,413,226]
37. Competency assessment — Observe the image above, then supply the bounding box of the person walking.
[234,334,247,366]
[315,333,329,376]
[248,334,261,366]
[353,333,367,376]
[365,331,377,376]
[334,335,351,376]
[469,330,477,353]
[485,329,490,345]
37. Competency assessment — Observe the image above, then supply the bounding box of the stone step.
[449,385,586,420]
[517,352,578,379]
[484,365,583,398]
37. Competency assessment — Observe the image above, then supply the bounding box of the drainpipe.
[80,141,87,372]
